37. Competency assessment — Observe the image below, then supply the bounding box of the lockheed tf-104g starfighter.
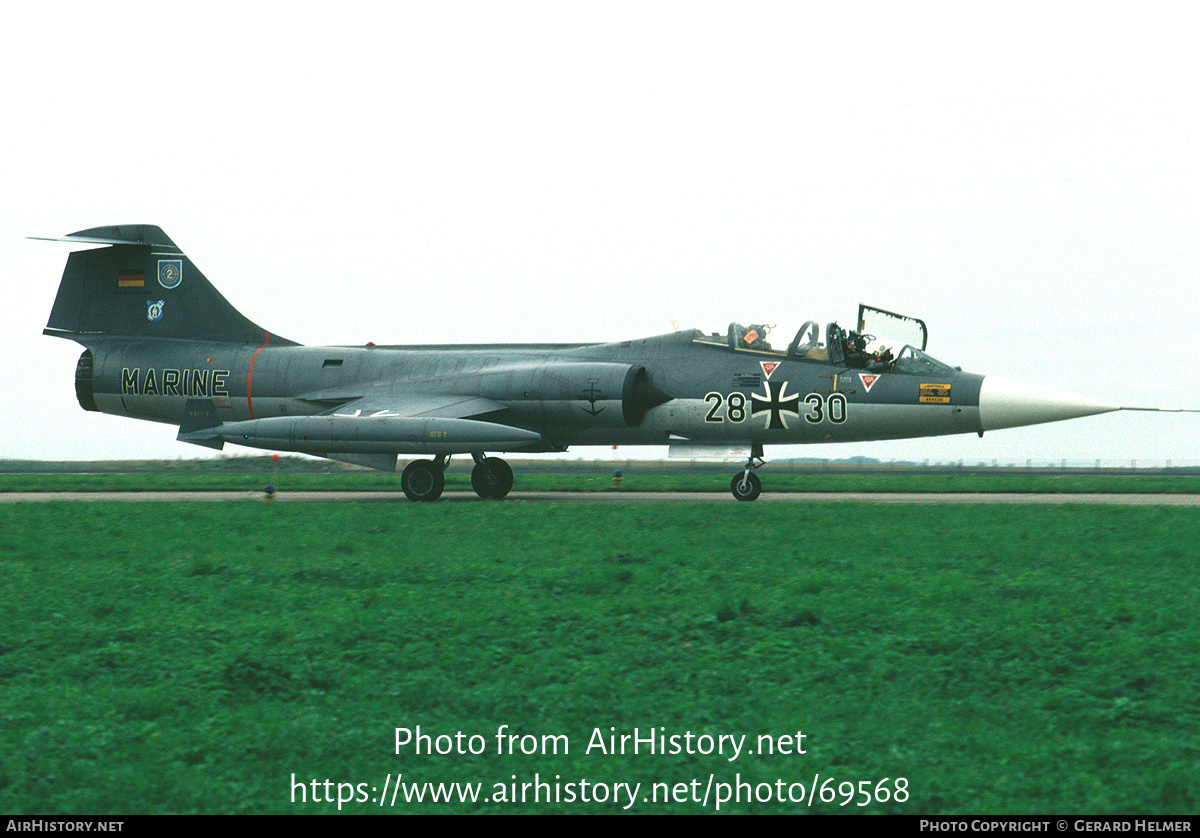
[41,225,1139,501]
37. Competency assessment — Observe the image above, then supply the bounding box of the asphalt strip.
[2,492,1199,505]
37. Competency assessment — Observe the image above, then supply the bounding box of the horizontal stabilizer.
[30,225,182,250]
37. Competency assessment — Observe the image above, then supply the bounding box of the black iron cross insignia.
[751,380,801,430]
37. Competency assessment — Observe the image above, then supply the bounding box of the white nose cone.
[979,376,1119,431]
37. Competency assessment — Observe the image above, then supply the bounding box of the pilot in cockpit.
[845,328,895,371]
[867,346,894,372]
[742,324,771,351]
[728,322,773,351]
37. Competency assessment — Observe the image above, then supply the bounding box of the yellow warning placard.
[919,382,951,404]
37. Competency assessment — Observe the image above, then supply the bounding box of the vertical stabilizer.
[40,225,295,346]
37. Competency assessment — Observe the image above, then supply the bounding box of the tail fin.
[39,225,296,346]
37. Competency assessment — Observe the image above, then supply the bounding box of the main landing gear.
[401,456,448,502]
[730,444,765,502]
[399,454,515,502]
[470,454,513,500]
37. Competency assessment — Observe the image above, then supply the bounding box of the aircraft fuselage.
[77,330,986,453]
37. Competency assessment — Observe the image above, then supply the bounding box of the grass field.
[1,500,1197,814]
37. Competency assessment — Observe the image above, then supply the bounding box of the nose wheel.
[730,444,765,501]
[730,471,762,501]
[471,454,514,499]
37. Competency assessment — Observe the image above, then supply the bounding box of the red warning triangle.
[760,361,780,379]
[859,373,880,393]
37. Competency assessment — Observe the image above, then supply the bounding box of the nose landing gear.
[730,444,765,501]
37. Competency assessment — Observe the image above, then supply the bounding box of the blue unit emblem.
[147,300,165,323]
[158,259,183,289]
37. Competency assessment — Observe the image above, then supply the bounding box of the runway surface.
[3,491,1200,505]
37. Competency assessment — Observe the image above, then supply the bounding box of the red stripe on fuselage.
[246,332,270,419]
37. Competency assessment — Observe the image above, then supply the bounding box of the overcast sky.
[3,3,1197,466]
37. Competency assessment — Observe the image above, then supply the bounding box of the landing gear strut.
[730,444,765,502]
[471,454,514,500]
[401,456,448,502]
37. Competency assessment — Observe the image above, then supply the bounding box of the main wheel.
[730,471,762,502]
[471,457,514,499]
[401,460,445,502]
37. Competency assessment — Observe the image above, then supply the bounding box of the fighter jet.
[40,224,1132,501]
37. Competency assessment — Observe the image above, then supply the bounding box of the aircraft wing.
[324,393,510,420]
[178,391,539,472]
